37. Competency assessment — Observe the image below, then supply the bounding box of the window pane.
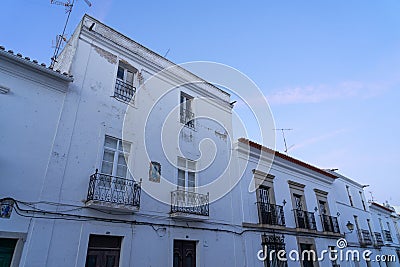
[187,160,196,171]
[104,136,118,149]
[126,70,134,85]
[118,153,127,165]
[178,169,185,187]
[101,162,113,175]
[188,172,195,188]
[116,164,127,178]
[103,150,115,162]
[117,66,124,80]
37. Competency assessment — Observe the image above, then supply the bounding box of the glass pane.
[116,165,127,178]
[178,169,185,187]
[126,70,134,85]
[118,153,127,165]
[103,150,115,162]
[187,160,196,171]
[185,99,192,111]
[101,162,113,175]
[117,66,124,80]
[104,136,118,149]
[188,172,195,188]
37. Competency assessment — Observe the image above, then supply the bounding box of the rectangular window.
[359,191,366,211]
[180,92,195,128]
[177,157,196,191]
[173,240,196,267]
[346,185,354,207]
[101,136,130,179]
[114,62,137,103]
[85,235,122,267]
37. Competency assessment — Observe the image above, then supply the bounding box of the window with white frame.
[346,185,354,207]
[177,157,196,191]
[180,92,194,128]
[101,136,131,179]
[114,61,137,103]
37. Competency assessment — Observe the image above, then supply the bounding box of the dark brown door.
[85,235,121,267]
[300,243,314,267]
[173,240,196,267]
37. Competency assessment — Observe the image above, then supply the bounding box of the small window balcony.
[257,202,285,226]
[358,229,373,247]
[170,190,209,220]
[86,170,141,212]
[114,79,136,104]
[320,214,340,233]
[293,210,317,230]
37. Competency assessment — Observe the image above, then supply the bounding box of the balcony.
[320,214,340,233]
[257,202,285,226]
[358,229,373,247]
[114,79,136,103]
[170,190,209,220]
[383,230,393,242]
[180,108,195,129]
[293,210,317,230]
[86,171,141,211]
[373,232,384,247]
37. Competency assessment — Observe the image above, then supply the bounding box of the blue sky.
[1,1,399,204]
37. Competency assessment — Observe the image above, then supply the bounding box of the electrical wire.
[3,197,272,236]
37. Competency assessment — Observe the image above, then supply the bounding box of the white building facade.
[1,14,399,267]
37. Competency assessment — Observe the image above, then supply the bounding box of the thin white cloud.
[287,128,348,153]
[267,81,387,105]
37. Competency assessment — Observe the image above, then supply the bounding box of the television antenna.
[50,0,92,68]
[274,128,293,155]
[368,191,375,203]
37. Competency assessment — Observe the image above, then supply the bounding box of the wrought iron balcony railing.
[320,214,340,233]
[171,190,209,216]
[87,170,141,208]
[373,232,384,247]
[180,108,195,128]
[257,202,285,226]
[293,210,317,230]
[358,229,373,246]
[114,79,136,103]
[383,230,393,242]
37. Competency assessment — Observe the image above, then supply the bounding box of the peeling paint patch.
[92,44,117,64]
